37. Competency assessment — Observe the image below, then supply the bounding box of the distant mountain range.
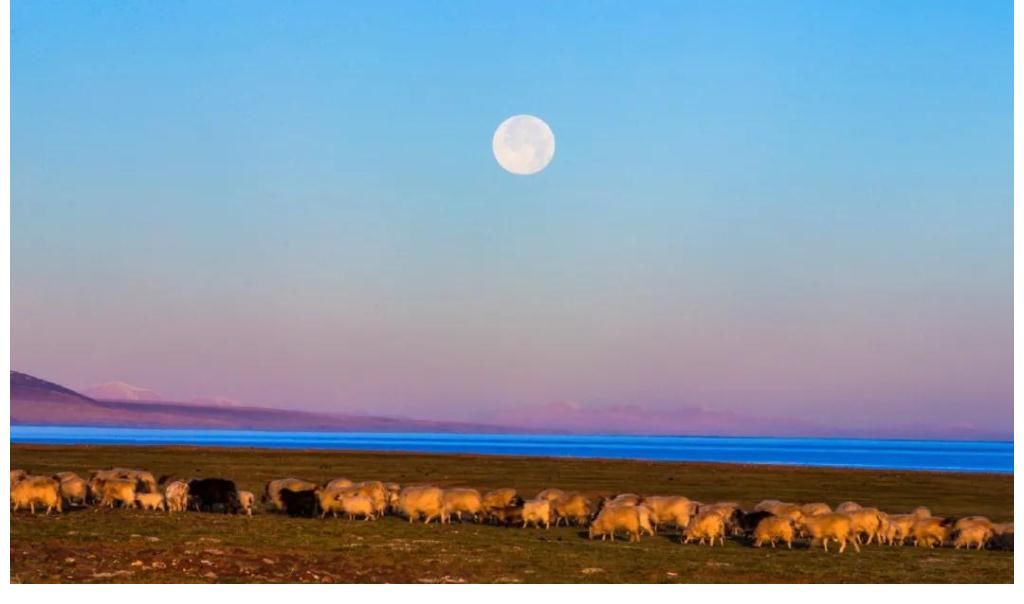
[9,371,1011,440]
[9,371,508,433]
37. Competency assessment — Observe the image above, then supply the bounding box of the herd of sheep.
[10,467,1014,553]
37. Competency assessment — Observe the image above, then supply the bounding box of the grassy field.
[10,444,1014,583]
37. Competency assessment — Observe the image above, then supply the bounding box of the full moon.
[492,115,555,175]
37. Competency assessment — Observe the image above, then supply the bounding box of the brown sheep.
[135,493,166,511]
[316,487,347,518]
[238,490,255,516]
[753,499,784,512]
[911,517,949,548]
[522,498,552,529]
[98,478,138,509]
[337,494,376,521]
[397,486,444,524]
[589,505,641,542]
[165,480,190,513]
[441,488,483,523]
[798,513,860,553]
[536,488,566,502]
[846,508,884,545]
[954,525,993,550]
[54,472,89,506]
[800,502,831,517]
[883,514,917,546]
[11,469,28,487]
[324,477,354,491]
[834,501,862,514]
[342,481,388,517]
[953,516,993,533]
[642,496,693,531]
[683,512,726,546]
[482,488,518,520]
[754,516,795,549]
[911,506,932,519]
[11,476,62,514]
[553,492,592,527]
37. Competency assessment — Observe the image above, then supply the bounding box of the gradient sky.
[11,1,1012,434]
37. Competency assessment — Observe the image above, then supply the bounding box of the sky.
[11,1,1012,436]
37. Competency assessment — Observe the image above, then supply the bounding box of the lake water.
[9,425,1013,473]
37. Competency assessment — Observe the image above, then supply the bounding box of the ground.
[9,444,1014,583]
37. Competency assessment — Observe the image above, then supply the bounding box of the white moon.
[492,114,555,175]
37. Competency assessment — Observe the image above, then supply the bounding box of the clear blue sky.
[11,1,1012,435]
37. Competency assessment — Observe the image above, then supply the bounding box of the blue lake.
[9,425,1013,473]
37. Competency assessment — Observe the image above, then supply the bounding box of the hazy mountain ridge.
[9,371,1011,440]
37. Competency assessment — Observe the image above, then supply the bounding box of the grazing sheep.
[701,501,742,518]
[54,472,89,507]
[135,493,166,511]
[338,494,376,521]
[11,469,28,487]
[700,502,744,535]
[165,480,190,513]
[754,516,795,549]
[91,468,157,494]
[98,478,138,509]
[338,481,388,517]
[611,493,642,506]
[683,512,726,547]
[767,503,804,523]
[883,514,917,546]
[552,492,592,527]
[635,503,656,536]
[280,488,318,518]
[441,488,483,523]
[798,514,860,553]
[188,478,240,513]
[482,488,519,520]
[383,483,402,511]
[642,496,693,531]
[263,478,318,512]
[324,477,354,491]
[834,501,862,514]
[846,508,884,545]
[911,517,950,548]
[522,498,552,529]
[397,486,445,524]
[753,499,784,512]
[953,516,993,533]
[954,525,993,550]
[316,488,348,518]
[911,506,932,519]
[800,502,831,517]
[589,505,642,542]
[491,505,524,527]
[238,490,255,516]
[536,488,566,503]
[11,476,62,514]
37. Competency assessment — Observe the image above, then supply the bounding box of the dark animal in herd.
[279,488,318,518]
[187,478,240,513]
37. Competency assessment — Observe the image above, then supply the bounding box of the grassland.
[10,444,1013,583]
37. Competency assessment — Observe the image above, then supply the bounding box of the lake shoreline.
[11,425,1014,474]
[10,442,1013,478]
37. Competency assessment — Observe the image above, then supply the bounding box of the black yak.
[280,487,318,518]
[187,478,240,513]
